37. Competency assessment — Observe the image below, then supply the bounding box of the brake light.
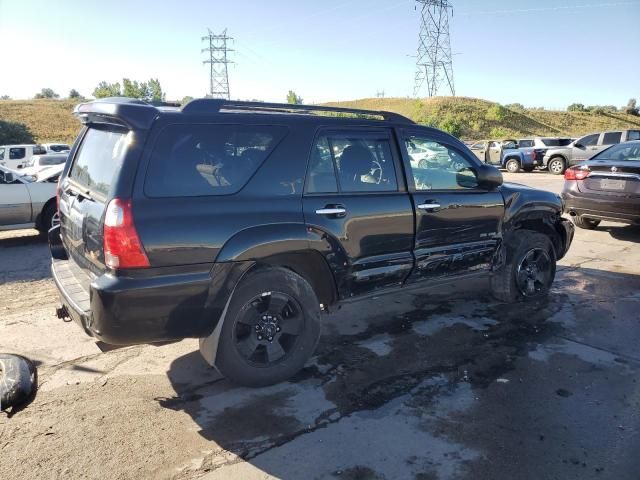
[103,198,150,269]
[564,166,590,180]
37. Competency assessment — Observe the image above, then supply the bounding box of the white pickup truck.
[0,165,58,235]
[0,144,47,170]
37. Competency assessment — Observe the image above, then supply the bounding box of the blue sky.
[0,0,638,108]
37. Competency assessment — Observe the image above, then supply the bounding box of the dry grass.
[325,97,640,139]
[1,97,639,144]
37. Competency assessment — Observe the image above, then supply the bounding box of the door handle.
[315,207,347,216]
[417,202,441,211]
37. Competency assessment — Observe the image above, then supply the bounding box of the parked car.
[544,129,640,175]
[41,143,71,153]
[517,138,573,149]
[0,164,58,234]
[21,153,68,177]
[469,139,540,173]
[50,98,573,387]
[0,144,47,170]
[562,141,640,228]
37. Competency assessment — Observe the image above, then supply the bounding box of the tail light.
[564,165,590,180]
[103,198,150,269]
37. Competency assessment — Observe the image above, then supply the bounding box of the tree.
[505,103,525,112]
[287,90,303,104]
[181,96,194,105]
[0,120,35,144]
[34,88,59,99]
[147,78,165,102]
[567,103,586,112]
[93,81,122,98]
[68,89,82,99]
[625,98,639,116]
[122,78,148,99]
[0,95,10,100]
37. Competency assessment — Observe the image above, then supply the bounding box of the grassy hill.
[1,97,639,145]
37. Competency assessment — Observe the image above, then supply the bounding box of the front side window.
[602,132,622,145]
[518,140,534,148]
[576,134,599,147]
[404,136,478,191]
[628,131,640,141]
[306,132,398,194]
[9,147,25,160]
[145,124,286,197]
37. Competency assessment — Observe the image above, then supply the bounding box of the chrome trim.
[315,208,347,215]
[417,203,441,210]
[589,172,640,180]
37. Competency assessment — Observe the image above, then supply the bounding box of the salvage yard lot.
[1,172,639,480]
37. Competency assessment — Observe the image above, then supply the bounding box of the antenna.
[413,1,455,97]
[202,29,234,99]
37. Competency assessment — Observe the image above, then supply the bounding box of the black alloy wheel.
[515,248,553,297]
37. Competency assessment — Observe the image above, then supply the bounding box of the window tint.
[518,140,534,148]
[628,131,640,141]
[306,136,337,193]
[50,144,70,152]
[327,134,398,193]
[9,147,25,160]
[541,138,572,147]
[145,124,286,197]
[33,145,47,155]
[602,132,622,145]
[577,134,599,147]
[70,128,127,197]
[404,136,478,190]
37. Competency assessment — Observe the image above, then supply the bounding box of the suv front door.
[303,128,414,298]
[400,129,505,282]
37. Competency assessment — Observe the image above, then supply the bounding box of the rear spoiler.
[73,97,162,130]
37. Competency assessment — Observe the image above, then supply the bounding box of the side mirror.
[574,143,584,149]
[476,163,503,190]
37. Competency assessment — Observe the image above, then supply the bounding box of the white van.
[0,144,47,170]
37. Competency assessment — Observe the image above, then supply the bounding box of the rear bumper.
[562,186,640,225]
[52,258,214,345]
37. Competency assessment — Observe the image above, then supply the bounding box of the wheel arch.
[35,197,56,230]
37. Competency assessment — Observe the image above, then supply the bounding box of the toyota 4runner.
[50,98,574,386]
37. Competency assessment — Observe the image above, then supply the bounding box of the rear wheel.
[37,203,57,236]
[505,158,520,173]
[573,216,600,230]
[216,267,321,387]
[491,230,556,303]
[548,157,566,175]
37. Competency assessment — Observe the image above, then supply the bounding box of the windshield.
[593,143,640,162]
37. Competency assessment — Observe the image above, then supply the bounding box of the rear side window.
[69,128,127,197]
[9,147,25,160]
[518,140,534,148]
[628,131,640,141]
[145,124,286,197]
[602,132,622,145]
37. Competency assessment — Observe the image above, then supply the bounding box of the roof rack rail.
[181,99,414,124]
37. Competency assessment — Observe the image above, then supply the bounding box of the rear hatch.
[59,126,129,275]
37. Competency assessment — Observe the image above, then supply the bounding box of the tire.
[572,215,600,230]
[216,267,321,387]
[0,354,37,411]
[548,157,566,175]
[523,165,535,172]
[418,159,429,169]
[491,230,557,303]
[38,202,57,236]
[505,158,520,173]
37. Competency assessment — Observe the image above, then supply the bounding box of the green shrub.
[0,120,35,144]
[489,127,508,139]
[485,104,508,121]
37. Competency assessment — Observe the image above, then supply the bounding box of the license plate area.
[600,178,625,191]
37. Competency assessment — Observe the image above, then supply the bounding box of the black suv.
[50,98,574,386]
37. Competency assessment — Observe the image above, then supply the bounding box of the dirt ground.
[1,172,639,480]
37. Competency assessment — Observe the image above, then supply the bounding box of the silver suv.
[544,130,640,174]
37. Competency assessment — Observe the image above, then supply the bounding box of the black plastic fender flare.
[0,354,37,411]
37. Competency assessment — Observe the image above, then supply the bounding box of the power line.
[202,29,234,99]
[413,0,455,98]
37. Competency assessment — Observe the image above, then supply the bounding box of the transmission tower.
[413,0,455,97]
[202,29,233,99]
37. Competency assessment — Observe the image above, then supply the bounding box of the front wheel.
[215,267,321,387]
[548,157,566,175]
[505,158,521,173]
[491,230,556,303]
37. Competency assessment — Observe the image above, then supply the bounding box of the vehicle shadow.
[603,224,640,242]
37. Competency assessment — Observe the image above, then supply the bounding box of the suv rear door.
[303,128,414,298]
[59,126,129,274]
[399,129,504,281]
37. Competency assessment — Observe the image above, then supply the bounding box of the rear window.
[41,155,66,166]
[69,128,127,197]
[541,138,571,147]
[144,124,286,197]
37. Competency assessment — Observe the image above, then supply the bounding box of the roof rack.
[181,99,414,124]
